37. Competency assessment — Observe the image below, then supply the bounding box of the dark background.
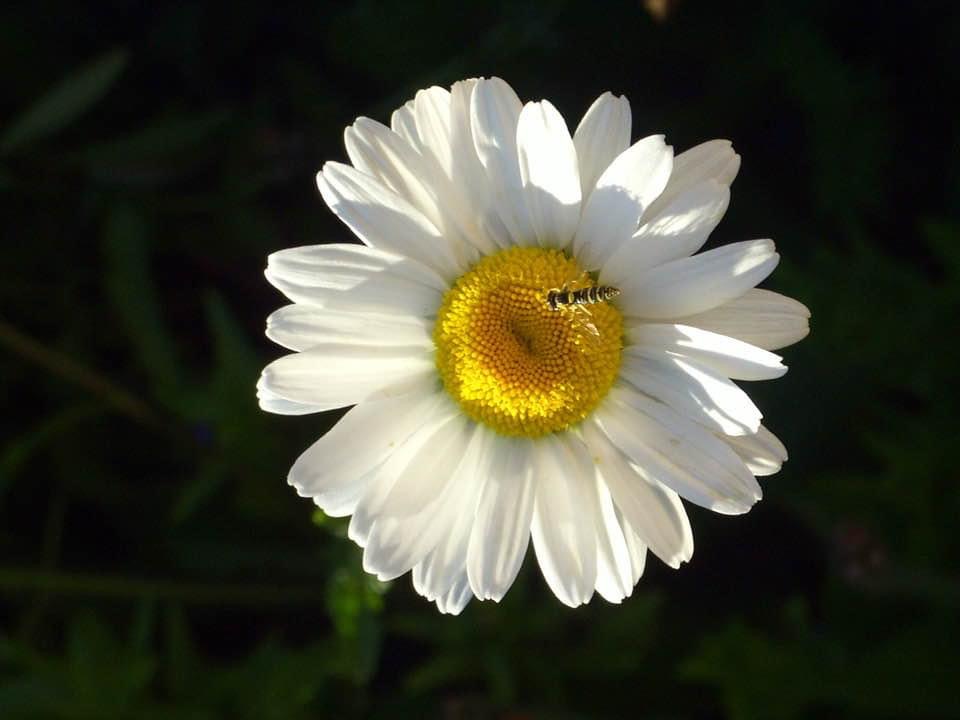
[2,1,958,718]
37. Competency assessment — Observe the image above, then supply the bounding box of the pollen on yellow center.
[434,246,623,438]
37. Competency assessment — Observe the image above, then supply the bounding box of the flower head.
[258,78,809,614]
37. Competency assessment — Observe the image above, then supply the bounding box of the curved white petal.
[573,135,673,269]
[410,85,487,262]
[414,86,454,177]
[256,379,327,416]
[266,304,432,352]
[344,117,447,235]
[412,426,495,601]
[370,84,499,259]
[317,162,466,281]
[435,572,473,615]
[264,243,444,316]
[643,139,740,222]
[470,77,536,246]
[620,352,762,436]
[582,419,693,568]
[619,511,648,585]
[390,100,420,148]
[530,434,597,608]
[467,435,535,601]
[617,239,780,319]
[594,387,761,515]
[287,377,445,513]
[258,345,434,412]
[724,425,788,476]
[362,415,476,580]
[601,180,730,284]
[448,78,502,255]
[573,92,632,201]
[413,521,472,602]
[516,100,581,249]
[676,289,811,350]
[348,402,461,547]
[626,324,787,380]
[592,476,635,603]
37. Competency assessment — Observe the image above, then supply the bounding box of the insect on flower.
[545,271,621,339]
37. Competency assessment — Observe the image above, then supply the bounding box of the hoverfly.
[545,272,620,339]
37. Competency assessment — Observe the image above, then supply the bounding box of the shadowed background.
[2,1,958,718]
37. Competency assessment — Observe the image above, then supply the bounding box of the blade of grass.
[0,50,127,155]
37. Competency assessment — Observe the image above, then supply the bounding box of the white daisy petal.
[435,571,473,615]
[516,100,582,249]
[467,435,536,601]
[601,180,730,284]
[413,86,454,177]
[626,324,787,381]
[258,345,434,412]
[348,402,461,547]
[677,288,811,350]
[287,377,446,513]
[448,78,502,255]
[409,85,489,261]
[620,352,762,436]
[617,387,763,507]
[595,386,762,515]
[317,162,466,281]
[573,92,632,201]
[592,476,635,603]
[412,426,494,601]
[370,84,500,260]
[470,77,536,246]
[619,511,649,585]
[390,100,420,148]
[724,425,788,476]
[255,379,327,416]
[266,304,432,352]
[582,419,693,568]
[265,243,445,315]
[414,525,471,602]
[643,139,740,221]
[617,239,780,319]
[530,434,597,607]
[344,117,446,234]
[573,134,674,269]
[362,413,474,580]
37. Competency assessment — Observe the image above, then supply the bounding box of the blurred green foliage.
[1,1,958,718]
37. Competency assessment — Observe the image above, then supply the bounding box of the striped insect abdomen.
[547,285,620,310]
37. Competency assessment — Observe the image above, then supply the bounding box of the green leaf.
[170,463,227,524]
[325,568,385,685]
[0,50,128,155]
[205,642,329,720]
[67,612,156,712]
[682,601,960,719]
[204,291,257,383]
[76,111,230,166]
[163,605,202,700]
[129,597,158,654]
[102,204,182,402]
[923,218,960,279]
[0,406,102,504]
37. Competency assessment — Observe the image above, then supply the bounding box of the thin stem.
[0,317,160,426]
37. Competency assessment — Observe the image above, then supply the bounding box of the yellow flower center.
[434,247,623,438]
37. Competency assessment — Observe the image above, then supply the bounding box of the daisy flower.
[258,78,809,614]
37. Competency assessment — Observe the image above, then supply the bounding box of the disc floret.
[434,247,623,437]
